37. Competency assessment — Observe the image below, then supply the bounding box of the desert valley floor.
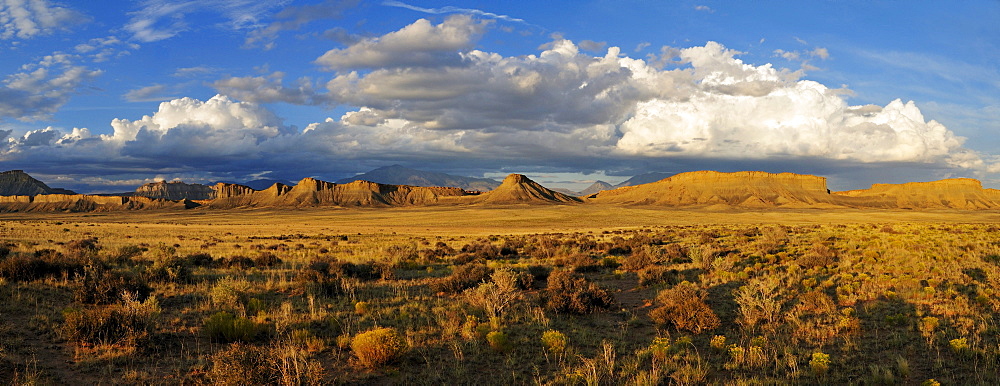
[3,205,1000,384]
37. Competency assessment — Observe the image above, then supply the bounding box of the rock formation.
[834,178,1000,210]
[0,194,189,213]
[204,178,470,208]
[6,169,1000,212]
[589,171,840,208]
[210,182,257,199]
[473,174,581,205]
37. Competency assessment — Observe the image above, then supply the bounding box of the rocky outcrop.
[473,174,581,205]
[0,170,76,196]
[210,182,257,199]
[134,181,215,200]
[589,171,839,208]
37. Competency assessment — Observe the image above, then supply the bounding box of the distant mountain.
[616,172,674,187]
[0,170,76,196]
[579,180,614,196]
[551,187,579,196]
[243,179,293,191]
[335,165,500,191]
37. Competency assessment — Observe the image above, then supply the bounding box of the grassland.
[2,206,1000,384]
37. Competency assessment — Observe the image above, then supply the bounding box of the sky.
[0,0,997,193]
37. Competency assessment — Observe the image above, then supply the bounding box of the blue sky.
[0,0,997,192]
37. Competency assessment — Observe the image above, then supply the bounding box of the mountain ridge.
[5,169,1000,212]
[335,165,500,191]
[0,170,76,196]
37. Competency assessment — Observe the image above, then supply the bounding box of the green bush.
[204,311,262,343]
[486,331,509,352]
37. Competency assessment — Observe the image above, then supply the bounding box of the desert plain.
[3,202,1000,385]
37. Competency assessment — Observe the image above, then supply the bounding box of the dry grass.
[1,206,1000,383]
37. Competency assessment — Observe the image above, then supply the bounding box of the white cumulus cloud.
[315,14,490,69]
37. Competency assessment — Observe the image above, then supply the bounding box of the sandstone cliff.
[210,182,257,199]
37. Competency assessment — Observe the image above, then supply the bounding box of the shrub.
[209,343,278,385]
[253,252,282,268]
[621,250,654,271]
[64,237,101,262]
[305,258,385,281]
[143,257,191,283]
[545,270,614,314]
[541,330,567,355]
[62,293,159,346]
[110,245,146,263]
[351,327,406,368]
[204,311,263,343]
[293,267,342,297]
[949,338,969,354]
[354,301,370,315]
[460,240,500,260]
[486,331,509,352]
[210,277,252,310]
[74,267,152,305]
[637,265,681,287]
[0,250,84,282]
[798,242,837,268]
[184,253,214,267]
[649,281,720,334]
[220,255,256,269]
[735,279,783,333]
[526,265,551,281]
[430,264,491,293]
[810,352,831,376]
